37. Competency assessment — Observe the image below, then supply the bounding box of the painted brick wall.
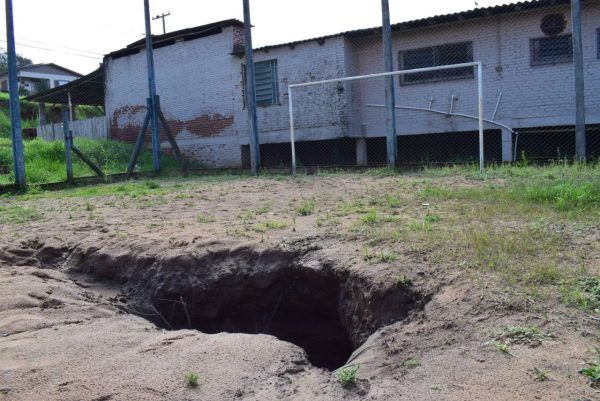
[105,26,242,168]
[352,2,600,137]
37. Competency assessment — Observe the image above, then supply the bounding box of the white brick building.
[50,0,600,167]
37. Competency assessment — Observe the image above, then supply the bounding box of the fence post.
[381,0,397,169]
[571,0,586,160]
[143,0,161,173]
[62,107,73,183]
[243,0,260,174]
[5,0,26,188]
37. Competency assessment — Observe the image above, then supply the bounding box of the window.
[399,42,474,85]
[243,59,279,107]
[597,28,600,59]
[531,34,573,65]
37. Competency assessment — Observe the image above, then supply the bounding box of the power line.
[0,35,105,56]
[0,40,103,60]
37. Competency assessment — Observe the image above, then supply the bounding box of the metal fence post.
[571,0,586,160]
[62,107,73,183]
[381,0,397,169]
[243,0,260,174]
[143,0,161,172]
[5,0,26,188]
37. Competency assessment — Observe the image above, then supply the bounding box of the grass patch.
[296,199,315,216]
[252,219,287,233]
[197,213,216,223]
[0,204,42,224]
[493,326,549,347]
[0,137,182,185]
[403,358,421,368]
[580,349,600,388]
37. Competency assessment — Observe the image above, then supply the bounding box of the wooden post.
[62,107,73,183]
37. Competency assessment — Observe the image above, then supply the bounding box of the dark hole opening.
[151,269,354,371]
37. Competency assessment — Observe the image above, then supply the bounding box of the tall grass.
[0,137,181,185]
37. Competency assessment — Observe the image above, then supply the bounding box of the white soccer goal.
[287,61,485,175]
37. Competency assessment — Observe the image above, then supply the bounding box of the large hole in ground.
[151,269,354,370]
[72,246,422,371]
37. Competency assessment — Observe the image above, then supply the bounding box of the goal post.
[288,61,485,175]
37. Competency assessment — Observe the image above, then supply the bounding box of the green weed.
[579,349,600,388]
[296,199,315,216]
[185,372,199,388]
[335,365,359,387]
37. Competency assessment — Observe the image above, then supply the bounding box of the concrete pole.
[5,0,26,188]
[143,0,161,172]
[381,0,397,168]
[61,107,73,183]
[243,0,260,174]
[571,0,586,160]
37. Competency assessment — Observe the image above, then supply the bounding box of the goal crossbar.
[288,61,484,174]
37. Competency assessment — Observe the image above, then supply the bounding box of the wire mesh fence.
[1,0,598,187]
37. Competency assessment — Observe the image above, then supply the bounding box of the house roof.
[14,63,83,77]
[25,66,104,106]
[253,0,572,52]
[106,19,244,60]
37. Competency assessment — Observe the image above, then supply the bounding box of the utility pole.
[5,0,26,188]
[243,0,260,174]
[571,0,586,160]
[144,0,161,172]
[152,12,170,35]
[381,0,397,168]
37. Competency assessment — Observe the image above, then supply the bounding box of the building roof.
[25,66,104,106]
[107,19,244,60]
[13,63,83,77]
[254,0,572,52]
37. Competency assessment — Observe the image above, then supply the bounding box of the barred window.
[531,34,573,65]
[399,42,474,85]
[242,59,279,107]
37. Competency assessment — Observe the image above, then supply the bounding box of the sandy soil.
[0,174,598,401]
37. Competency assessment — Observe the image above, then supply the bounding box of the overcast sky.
[0,0,512,75]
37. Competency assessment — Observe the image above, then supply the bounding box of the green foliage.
[493,326,548,346]
[335,365,359,387]
[361,209,378,225]
[403,358,421,368]
[562,276,600,311]
[579,349,600,388]
[252,219,287,232]
[0,138,181,185]
[296,199,315,216]
[185,372,199,388]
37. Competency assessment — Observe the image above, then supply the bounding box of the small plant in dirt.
[296,199,316,216]
[185,372,199,388]
[530,367,550,382]
[396,275,412,287]
[363,247,397,263]
[430,384,442,391]
[252,219,287,233]
[335,365,359,387]
[361,209,379,225]
[493,326,549,347]
[196,213,216,223]
[491,341,515,357]
[579,349,600,388]
[403,358,421,368]
[424,214,441,223]
[144,179,161,189]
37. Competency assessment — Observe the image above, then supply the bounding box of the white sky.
[0,0,513,75]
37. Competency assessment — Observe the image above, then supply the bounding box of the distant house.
[29,0,600,166]
[0,63,82,95]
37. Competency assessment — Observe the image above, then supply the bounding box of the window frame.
[242,59,280,108]
[398,41,475,85]
[530,34,573,66]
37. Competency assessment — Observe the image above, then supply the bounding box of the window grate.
[399,42,474,85]
[531,34,573,66]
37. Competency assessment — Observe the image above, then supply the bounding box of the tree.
[0,48,33,75]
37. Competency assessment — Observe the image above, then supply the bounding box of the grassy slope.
[0,137,181,185]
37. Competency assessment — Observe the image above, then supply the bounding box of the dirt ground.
[0,172,599,400]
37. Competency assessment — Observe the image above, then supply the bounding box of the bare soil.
[0,173,598,400]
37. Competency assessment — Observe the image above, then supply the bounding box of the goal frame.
[287,61,484,175]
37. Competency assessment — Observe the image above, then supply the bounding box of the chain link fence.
[1,0,598,187]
